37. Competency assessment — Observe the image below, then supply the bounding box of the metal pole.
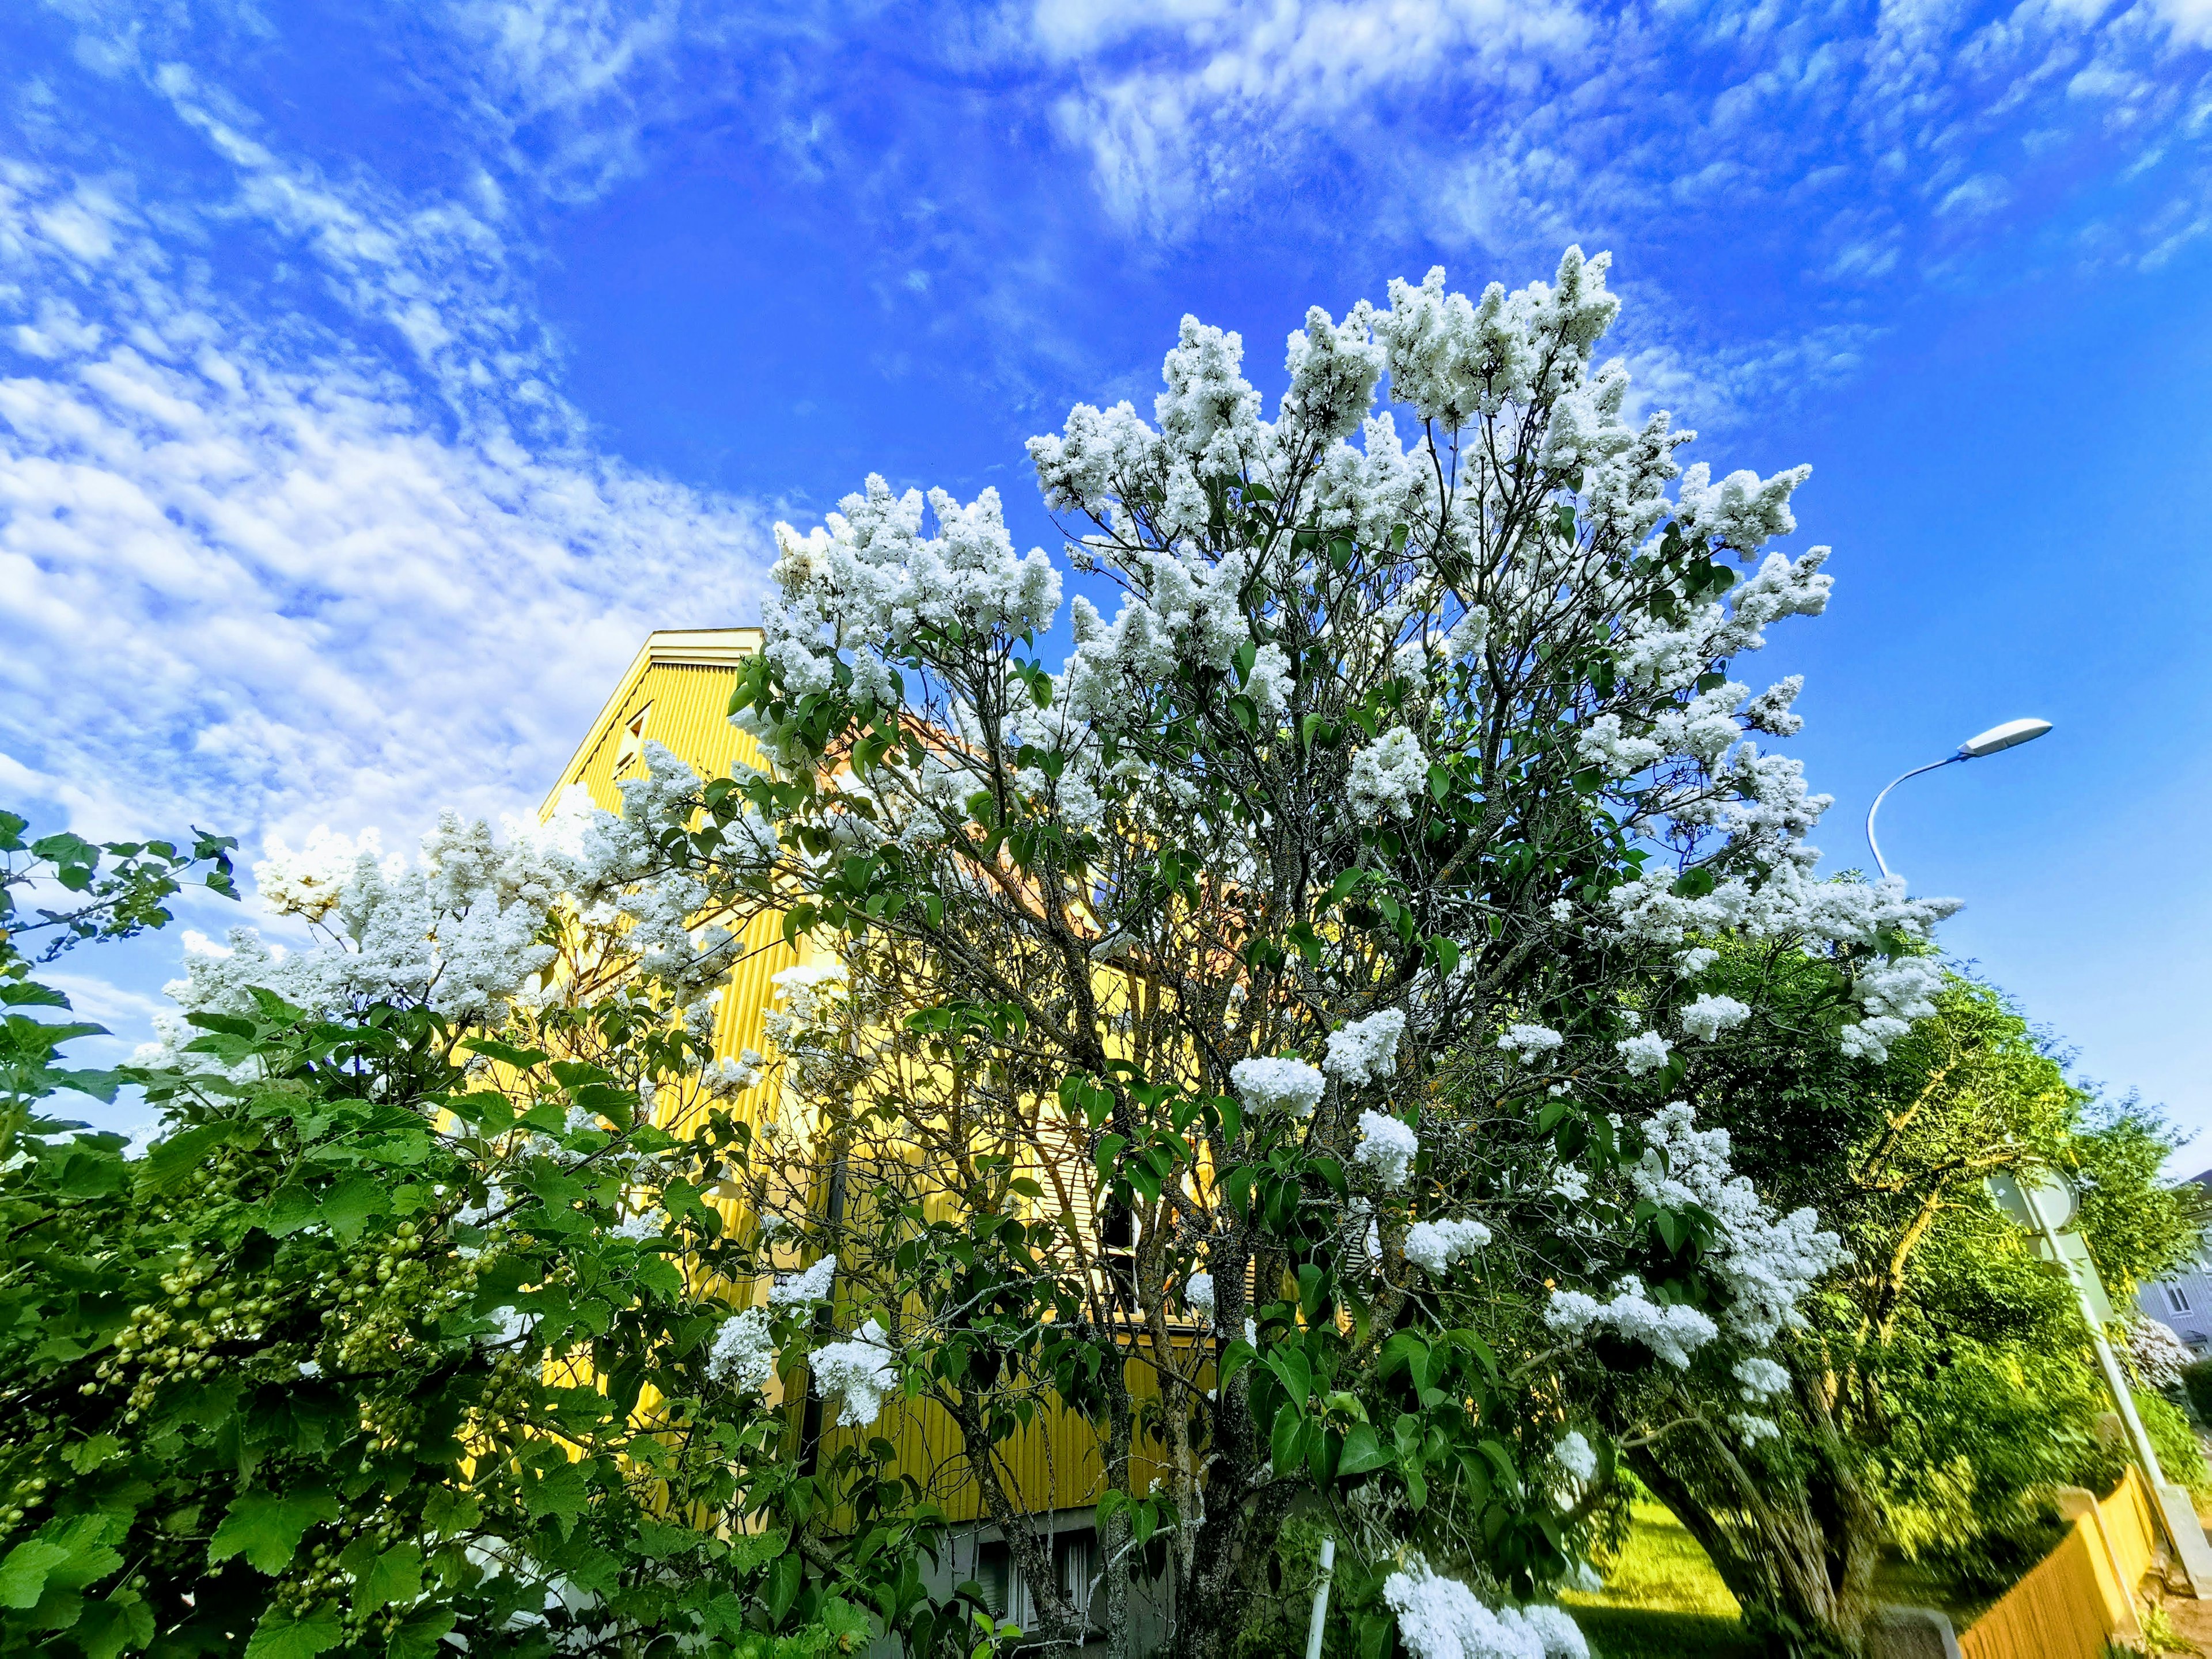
[1304,1536,1336,1659]
[2022,1181,2165,1485]
[1864,756,1963,880]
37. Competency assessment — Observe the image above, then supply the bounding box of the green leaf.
[1338,1423,1391,1477]
[354,1541,423,1615]
[209,1490,339,1575]
[244,1604,346,1659]
[0,1542,71,1609]
[319,1175,388,1243]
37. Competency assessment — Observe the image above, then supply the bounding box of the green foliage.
[0,812,970,1657]
[1679,956,2212,1602]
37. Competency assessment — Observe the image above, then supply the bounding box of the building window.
[615,705,651,772]
[2168,1286,2192,1314]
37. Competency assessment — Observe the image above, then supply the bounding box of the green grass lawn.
[1558,1503,1759,1659]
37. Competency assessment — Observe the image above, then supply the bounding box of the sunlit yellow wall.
[548,628,1150,1527]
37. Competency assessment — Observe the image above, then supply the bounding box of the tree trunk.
[1103,1369,1134,1659]
[1625,1393,1881,1659]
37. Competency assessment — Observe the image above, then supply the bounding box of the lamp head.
[1959,717,2052,759]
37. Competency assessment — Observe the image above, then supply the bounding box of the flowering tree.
[662,248,1959,1658]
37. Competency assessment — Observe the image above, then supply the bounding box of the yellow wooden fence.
[1958,1468,2161,1659]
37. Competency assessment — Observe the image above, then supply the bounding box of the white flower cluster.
[1631,1102,1847,1346]
[2128,1318,2195,1392]
[1497,1024,1565,1062]
[1552,1431,1597,1484]
[770,1255,838,1306]
[1734,1356,1790,1400]
[1404,1218,1492,1274]
[1609,865,1959,1063]
[612,1207,665,1242]
[1615,1031,1672,1075]
[1325,1009,1407,1085]
[812,1319,898,1428]
[1346,727,1430,821]
[1185,1271,1217,1322]
[1355,1110,1419,1188]
[1679,994,1751,1041]
[1543,1275,1719,1369]
[707,1308,778,1392]
[704,1050,767,1098]
[1230,1056,1328,1117]
[1838,953,1945,1061]
[1382,1563,1588,1659]
[143,750,745,1067]
[761,475,1062,712]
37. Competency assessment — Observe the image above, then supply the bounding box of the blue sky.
[5,0,2211,1149]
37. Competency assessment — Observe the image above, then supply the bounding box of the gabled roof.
[540,627,765,817]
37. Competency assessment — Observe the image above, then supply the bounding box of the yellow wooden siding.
[549,627,1160,1525]
[1959,1470,2157,1659]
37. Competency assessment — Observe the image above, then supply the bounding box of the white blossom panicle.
[2129,1319,2195,1392]
[1230,1056,1328,1116]
[1325,1009,1407,1085]
[612,1207,665,1241]
[254,827,387,922]
[1544,1275,1719,1369]
[1355,1109,1419,1188]
[1630,1103,1846,1344]
[812,1319,898,1427]
[704,1051,766,1097]
[1679,994,1751,1041]
[1404,1217,1492,1274]
[770,1255,839,1306]
[1185,1271,1217,1322]
[1735,1356,1791,1400]
[1734,1414,1781,1444]
[1549,1164,1591,1202]
[1382,1563,1588,1659]
[1676,947,1719,977]
[1553,1430,1597,1484]
[1616,1031,1672,1075]
[1498,1024,1566,1061]
[706,1308,778,1392]
[1347,727,1431,821]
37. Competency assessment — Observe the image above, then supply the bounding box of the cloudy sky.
[6,0,2212,1145]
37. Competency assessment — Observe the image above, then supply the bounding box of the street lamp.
[1863,718,2053,880]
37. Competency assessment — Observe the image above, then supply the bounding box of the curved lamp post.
[1864,717,2053,880]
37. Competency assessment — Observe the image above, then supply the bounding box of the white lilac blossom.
[1185,1271,1217,1322]
[704,1051,766,1097]
[1553,1431,1597,1484]
[1382,1563,1589,1659]
[1403,1218,1492,1274]
[143,748,745,1069]
[1346,727,1430,821]
[1497,1024,1566,1061]
[1230,1056,1328,1116]
[612,1208,665,1242]
[706,1308,778,1392]
[1679,994,1750,1040]
[2129,1319,2195,1391]
[1324,1009,1407,1086]
[1615,1032,1672,1075]
[812,1319,898,1427]
[1544,1276,1719,1369]
[1734,1356,1791,1400]
[1631,1102,1846,1345]
[1355,1110,1419,1188]
[770,1255,838,1306]
[1675,947,1718,977]
[1734,1415,1781,1445]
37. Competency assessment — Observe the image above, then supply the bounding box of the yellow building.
[546,627,1166,1645]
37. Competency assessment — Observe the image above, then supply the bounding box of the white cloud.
[0,151,767,859]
